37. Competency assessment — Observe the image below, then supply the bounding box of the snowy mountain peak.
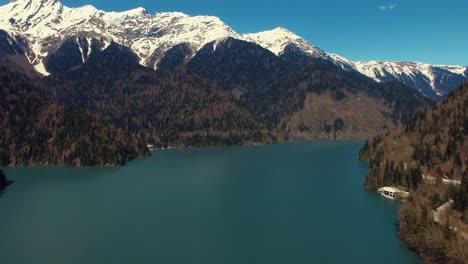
[107,7,148,17]
[269,27,294,34]
[0,0,343,75]
[242,27,328,59]
[0,0,240,74]
[243,27,321,56]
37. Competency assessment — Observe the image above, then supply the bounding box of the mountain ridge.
[0,0,466,98]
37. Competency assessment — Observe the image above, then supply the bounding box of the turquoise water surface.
[0,141,421,263]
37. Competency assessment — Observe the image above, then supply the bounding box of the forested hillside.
[43,43,273,147]
[360,82,468,264]
[360,82,468,188]
[0,67,149,166]
[189,38,432,139]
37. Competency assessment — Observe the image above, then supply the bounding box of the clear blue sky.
[2,0,467,65]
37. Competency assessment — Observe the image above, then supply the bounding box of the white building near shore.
[377,187,410,201]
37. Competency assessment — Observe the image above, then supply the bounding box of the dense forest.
[43,43,273,147]
[42,41,432,146]
[360,82,468,264]
[0,67,149,166]
[360,82,468,188]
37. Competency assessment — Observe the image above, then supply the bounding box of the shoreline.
[2,139,367,168]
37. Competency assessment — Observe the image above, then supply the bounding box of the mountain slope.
[0,29,39,77]
[0,66,149,166]
[188,38,432,139]
[44,36,105,74]
[37,38,431,144]
[43,43,273,147]
[188,37,295,117]
[360,81,468,188]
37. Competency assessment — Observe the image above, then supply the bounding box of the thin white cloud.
[378,3,398,12]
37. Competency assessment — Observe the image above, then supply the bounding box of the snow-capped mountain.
[244,28,359,72]
[245,30,467,98]
[243,27,327,59]
[243,28,467,98]
[0,0,466,98]
[353,61,468,98]
[0,0,240,74]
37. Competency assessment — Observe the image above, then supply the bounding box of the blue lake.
[0,141,421,263]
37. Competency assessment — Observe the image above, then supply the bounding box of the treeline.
[0,67,149,166]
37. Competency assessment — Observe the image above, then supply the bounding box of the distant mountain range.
[1,0,466,99]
